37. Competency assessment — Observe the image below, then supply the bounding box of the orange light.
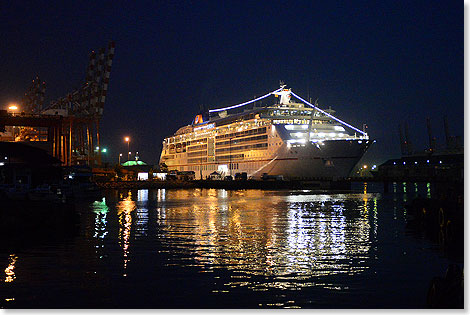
[8,104,18,111]
[124,137,130,142]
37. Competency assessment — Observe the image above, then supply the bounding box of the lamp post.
[124,137,130,161]
[7,104,19,138]
[119,153,122,165]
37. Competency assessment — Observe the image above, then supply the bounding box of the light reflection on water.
[91,198,109,260]
[105,189,379,288]
[116,191,135,276]
[4,184,453,308]
[4,254,18,283]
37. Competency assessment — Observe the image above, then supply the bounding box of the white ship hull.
[182,139,369,180]
[255,140,369,179]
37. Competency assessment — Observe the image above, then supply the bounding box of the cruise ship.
[159,85,371,180]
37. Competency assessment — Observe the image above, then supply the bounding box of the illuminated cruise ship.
[159,85,371,180]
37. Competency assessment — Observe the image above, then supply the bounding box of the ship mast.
[273,84,292,105]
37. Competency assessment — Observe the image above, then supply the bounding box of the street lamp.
[7,104,19,118]
[124,137,130,161]
[7,104,20,138]
[8,104,18,111]
[119,153,122,164]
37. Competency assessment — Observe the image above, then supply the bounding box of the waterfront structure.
[159,85,371,180]
[0,41,116,167]
[375,116,464,182]
[374,151,463,182]
[0,142,62,189]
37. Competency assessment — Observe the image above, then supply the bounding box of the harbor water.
[1,183,461,308]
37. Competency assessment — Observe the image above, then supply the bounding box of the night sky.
[0,1,463,166]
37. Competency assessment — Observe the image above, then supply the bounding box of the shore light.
[124,137,131,160]
[8,104,19,112]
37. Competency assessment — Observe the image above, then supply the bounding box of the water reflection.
[136,190,149,237]
[157,188,166,201]
[373,198,378,237]
[85,189,381,292]
[92,198,109,239]
[92,198,109,259]
[116,191,136,276]
[145,189,377,290]
[1,184,454,308]
[4,254,18,283]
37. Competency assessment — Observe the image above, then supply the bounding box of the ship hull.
[162,138,370,180]
[249,139,370,180]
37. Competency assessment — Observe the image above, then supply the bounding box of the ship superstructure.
[159,85,371,180]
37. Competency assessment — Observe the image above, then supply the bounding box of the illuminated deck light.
[291,92,367,136]
[209,88,283,113]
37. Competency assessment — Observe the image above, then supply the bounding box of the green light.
[101,148,107,153]
[122,160,147,166]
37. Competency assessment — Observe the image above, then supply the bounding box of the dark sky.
[0,1,463,165]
